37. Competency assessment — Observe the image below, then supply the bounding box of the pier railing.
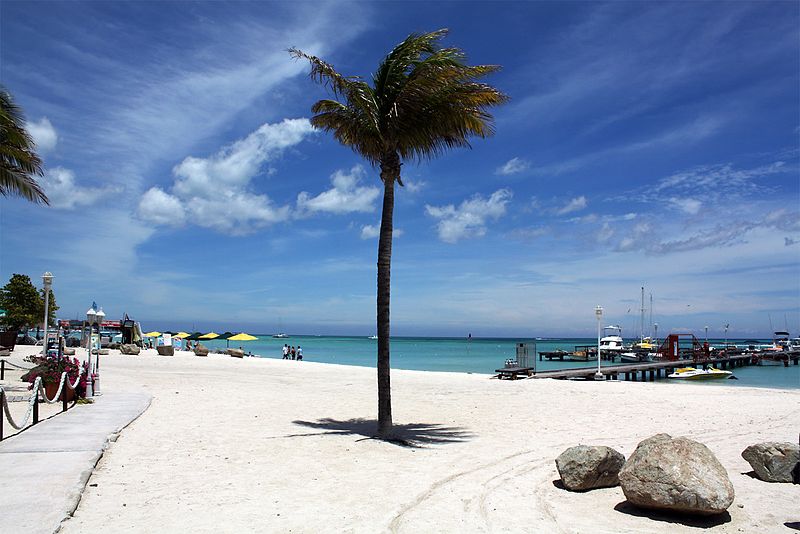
[0,366,85,441]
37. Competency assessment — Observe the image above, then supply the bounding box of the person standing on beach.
[296,346,303,361]
[291,346,296,360]
[282,344,289,359]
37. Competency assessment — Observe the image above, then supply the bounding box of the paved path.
[0,391,152,533]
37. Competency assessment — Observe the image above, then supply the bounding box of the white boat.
[272,333,289,339]
[620,352,654,364]
[368,335,378,340]
[668,367,732,380]
[599,325,625,353]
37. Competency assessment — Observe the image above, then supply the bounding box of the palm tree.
[0,86,48,204]
[290,29,507,437]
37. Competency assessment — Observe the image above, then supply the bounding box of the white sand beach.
[16,346,794,533]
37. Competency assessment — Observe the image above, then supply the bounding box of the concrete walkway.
[0,391,152,534]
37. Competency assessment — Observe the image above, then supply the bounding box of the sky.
[1,1,798,338]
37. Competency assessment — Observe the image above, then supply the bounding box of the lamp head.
[86,306,97,323]
[595,305,603,318]
[42,272,53,288]
[95,308,106,324]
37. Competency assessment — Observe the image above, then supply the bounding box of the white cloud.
[597,221,614,243]
[360,224,403,239]
[404,179,426,193]
[41,167,116,209]
[137,118,315,234]
[425,189,512,243]
[297,165,380,215]
[556,196,587,215]
[138,188,186,226]
[668,197,702,215]
[495,157,529,176]
[27,117,58,152]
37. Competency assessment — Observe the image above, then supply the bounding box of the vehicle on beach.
[668,366,732,380]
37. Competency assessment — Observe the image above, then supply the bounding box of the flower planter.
[44,380,76,402]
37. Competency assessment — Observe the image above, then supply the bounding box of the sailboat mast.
[640,286,645,342]
[649,292,653,338]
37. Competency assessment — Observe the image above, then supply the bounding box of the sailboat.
[272,317,289,339]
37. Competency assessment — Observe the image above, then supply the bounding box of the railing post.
[1,390,4,441]
[1,359,5,380]
[33,387,39,425]
[62,376,68,413]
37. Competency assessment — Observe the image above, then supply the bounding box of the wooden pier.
[496,351,799,381]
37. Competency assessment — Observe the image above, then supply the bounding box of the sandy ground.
[25,346,797,533]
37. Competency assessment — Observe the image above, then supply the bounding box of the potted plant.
[20,355,88,401]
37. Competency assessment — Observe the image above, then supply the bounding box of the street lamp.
[653,323,659,347]
[41,272,53,356]
[85,305,96,397]
[704,325,708,344]
[94,307,105,395]
[724,323,729,347]
[595,305,604,380]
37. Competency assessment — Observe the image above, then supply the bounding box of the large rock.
[119,344,141,355]
[741,442,800,483]
[555,445,625,491]
[194,344,209,357]
[619,434,734,515]
[227,348,245,358]
[156,345,174,356]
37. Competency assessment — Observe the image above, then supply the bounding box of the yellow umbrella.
[143,331,162,337]
[199,332,219,339]
[173,332,191,339]
[227,333,257,341]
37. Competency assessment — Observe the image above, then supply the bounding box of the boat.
[368,335,378,340]
[619,351,654,364]
[272,333,289,339]
[757,331,791,365]
[599,325,625,353]
[668,367,732,380]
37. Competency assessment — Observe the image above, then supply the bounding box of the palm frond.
[0,86,48,204]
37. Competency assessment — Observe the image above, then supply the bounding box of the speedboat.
[599,325,625,353]
[272,333,289,339]
[368,335,378,340]
[668,367,732,380]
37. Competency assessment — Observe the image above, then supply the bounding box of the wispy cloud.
[495,157,529,176]
[556,196,587,215]
[360,224,403,240]
[425,189,512,243]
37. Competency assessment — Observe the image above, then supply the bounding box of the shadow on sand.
[614,501,731,528]
[290,418,473,448]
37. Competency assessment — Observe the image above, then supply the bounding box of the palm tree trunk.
[377,153,399,437]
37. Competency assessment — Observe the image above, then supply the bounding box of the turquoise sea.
[196,335,799,390]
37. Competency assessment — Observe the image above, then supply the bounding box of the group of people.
[282,344,302,360]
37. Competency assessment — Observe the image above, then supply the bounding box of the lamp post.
[654,323,659,347]
[41,272,53,356]
[85,306,96,397]
[94,307,105,395]
[595,305,604,380]
[724,323,729,347]
[704,325,708,344]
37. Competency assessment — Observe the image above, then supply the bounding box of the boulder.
[741,442,800,483]
[194,345,209,357]
[555,445,626,491]
[119,344,141,355]
[619,434,734,516]
[156,345,174,356]
[227,348,245,358]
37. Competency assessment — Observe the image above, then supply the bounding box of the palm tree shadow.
[290,418,474,448]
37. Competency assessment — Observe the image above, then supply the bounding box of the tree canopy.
[0,273,56,330]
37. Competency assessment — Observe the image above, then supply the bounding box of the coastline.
[27,346,794,533]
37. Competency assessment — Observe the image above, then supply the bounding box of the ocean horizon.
[191,334,799,390]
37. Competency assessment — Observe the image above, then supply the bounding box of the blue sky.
[1,1,798,338]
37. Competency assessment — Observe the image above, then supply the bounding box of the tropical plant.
[21,354,88,397]
[290,29,507,437]
[0,86,48,204]
[0,273,43,330]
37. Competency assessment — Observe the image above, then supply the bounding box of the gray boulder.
[555,445,626,491]
[741,442,800,483]
[119,344,141,355]
[194,344,209,357]
[227,348,245,358]
[619,434,734,516]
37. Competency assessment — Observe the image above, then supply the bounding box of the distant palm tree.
[291,29,507,437]
[0,87,48,204]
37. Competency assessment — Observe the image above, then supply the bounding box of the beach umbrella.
[143,331,161,337]
[199,332,219,339]
[227,332,258,349]
[186,332,203,340]
[218,331,235,348]
[173,332,190,339]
